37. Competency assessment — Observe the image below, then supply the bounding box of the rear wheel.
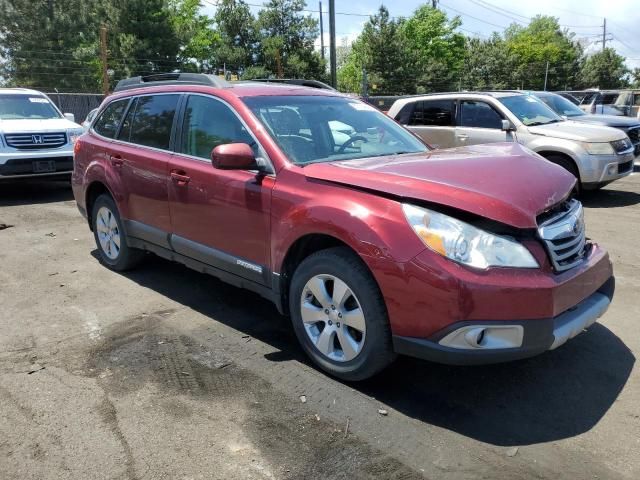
[289,247,396,381]
[92,194,143,271]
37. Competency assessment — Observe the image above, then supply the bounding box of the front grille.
[4,132,67,149]
[611,138,633,153]
[537,199,588,272]
[627,127,639,144]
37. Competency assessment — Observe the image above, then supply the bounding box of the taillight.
[73,138,82,156]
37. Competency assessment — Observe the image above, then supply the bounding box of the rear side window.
[93,99,129,138]
[416,100,455,127]
[128,95,180,150]
[459,100,503,129]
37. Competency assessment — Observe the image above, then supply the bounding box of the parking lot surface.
[1,174,639,480]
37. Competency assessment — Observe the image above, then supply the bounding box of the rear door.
[112,93,180,247]
[167,94,274,285]
[403,99,456,148]
[454,99,513,147]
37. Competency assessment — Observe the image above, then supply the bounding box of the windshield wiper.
[528,119,560,126]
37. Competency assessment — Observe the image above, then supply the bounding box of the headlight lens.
[402,204,539,269]
[583,142,614,155]
[69,129,84,144]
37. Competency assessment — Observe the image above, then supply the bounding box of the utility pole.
[329,0,337,88]
[431,0,438,8]
[319,1,325,60]
[602,18,607,51]
[361,67,368,97]
[543,61,549,91]
[99,25,109,96]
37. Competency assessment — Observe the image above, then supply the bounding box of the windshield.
[242,95,428,165]
[498,94,563,126]
[537,93,585,118]
[0,94,61,120]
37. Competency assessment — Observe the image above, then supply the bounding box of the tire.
[91,194,143,271]
[545,154,581,195]
[289,247,396,381]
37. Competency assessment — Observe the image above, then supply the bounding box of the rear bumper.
[393,276,614,365]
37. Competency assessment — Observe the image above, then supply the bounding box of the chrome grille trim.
[4,132,67,149]
[537,199,587,272]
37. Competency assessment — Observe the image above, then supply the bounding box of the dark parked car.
[72,73,614,380]
[536,91,640,157]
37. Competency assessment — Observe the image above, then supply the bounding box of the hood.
[304,143,575,229]
[567,114,640,129]
[527,120,627,142]
[0,118,82,133]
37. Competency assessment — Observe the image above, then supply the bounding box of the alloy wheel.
[96,206,121,260]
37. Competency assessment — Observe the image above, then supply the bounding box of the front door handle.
[170,170,191,185]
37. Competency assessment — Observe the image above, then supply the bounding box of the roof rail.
[247,78,336,91]
[113,73,229,92]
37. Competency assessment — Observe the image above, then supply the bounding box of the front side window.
[499,95,562,126]
[0,94,61,120]
[179,95,258,159]
[459,100,503,128]
[93,98,129,138]
[129,94,179,150]
[243,95,428,165]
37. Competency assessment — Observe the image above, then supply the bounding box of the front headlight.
[402,204,539,269]
[583,142,614,155]
[69,129,84,144]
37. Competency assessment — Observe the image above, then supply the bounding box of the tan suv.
[388,91,635,191]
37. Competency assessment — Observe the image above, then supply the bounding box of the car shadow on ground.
[581,187,640,208]
[0,180,74,206]
[107,252,635,448]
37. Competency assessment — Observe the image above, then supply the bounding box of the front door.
[168,94,274,285]
[454,100,514,147]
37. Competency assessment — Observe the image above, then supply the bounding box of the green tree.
[255,0,325,78]
[214,0,258,74]
[579,48,629,89]
[504,15,583,90]
[401,5,465,92]
[170,0,221,73]
[462,35,518,89]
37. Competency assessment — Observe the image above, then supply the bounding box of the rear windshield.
[242,95,428,165]
[0,94,61,120]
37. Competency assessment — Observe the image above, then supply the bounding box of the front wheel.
[289,247,396,381]
[92,194,143,271]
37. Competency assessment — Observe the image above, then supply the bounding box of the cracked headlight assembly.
[402,204,539,269]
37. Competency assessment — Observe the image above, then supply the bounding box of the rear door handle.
[170,170,191,185]
[109,155,123,167]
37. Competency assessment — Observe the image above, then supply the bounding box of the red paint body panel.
[303,143,576,229]
[73,82,614,348]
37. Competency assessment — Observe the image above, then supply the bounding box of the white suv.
[0,88,84,181]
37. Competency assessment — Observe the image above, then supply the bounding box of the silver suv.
[0,88,84,181]
[388,91,635,191]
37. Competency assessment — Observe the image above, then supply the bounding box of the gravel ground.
[1,172,639,480]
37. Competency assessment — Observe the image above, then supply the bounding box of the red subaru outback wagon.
[72,73,614,380]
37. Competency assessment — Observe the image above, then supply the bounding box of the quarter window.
[459,100,503,129]
[93,99,129,138]
[128,95,180,150]
[179,95,257,159]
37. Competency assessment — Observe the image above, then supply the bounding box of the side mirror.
[64,112,75,122]
[211,143,259,170]
[501,119,513,131]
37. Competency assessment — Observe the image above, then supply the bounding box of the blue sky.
[202,0,640,70]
